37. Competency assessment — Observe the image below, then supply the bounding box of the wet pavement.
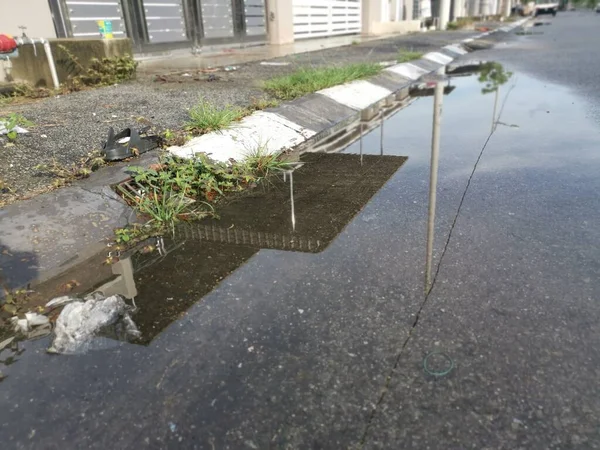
[2,18,600,449]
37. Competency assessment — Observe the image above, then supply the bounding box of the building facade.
[1,0,427,53]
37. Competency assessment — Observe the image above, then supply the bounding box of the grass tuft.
[263,63,382,100]
[185,100,246,135]
[243,144,293,180]
[397,50,423,63]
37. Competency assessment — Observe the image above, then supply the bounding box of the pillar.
[439,0,451,29]
[266,0,294,45]
[362,0,384,35]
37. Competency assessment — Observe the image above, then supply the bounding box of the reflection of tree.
[477,62,513,94]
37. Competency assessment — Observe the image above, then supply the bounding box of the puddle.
[2,62,600,447]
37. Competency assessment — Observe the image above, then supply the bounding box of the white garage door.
[292,0,361,40]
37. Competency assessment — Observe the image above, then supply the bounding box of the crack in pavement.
[357,81,517,449]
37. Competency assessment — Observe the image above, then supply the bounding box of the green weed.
[397,50,423,63]
[186,100,246,135]
[246,96,280,112]
[1,113,34,143]
[263,63,382,100]
[243,144,293,180]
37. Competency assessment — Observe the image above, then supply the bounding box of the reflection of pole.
[289,170,296,231]
[491,87,499,133]
[380,113,384,156]
[359,122,364,165]
[425,81,444,293]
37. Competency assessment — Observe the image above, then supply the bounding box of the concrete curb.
[168,17,530,163]
[0,19,529,288]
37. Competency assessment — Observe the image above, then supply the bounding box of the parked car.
[596,2,600,12]
[534,0,559,16]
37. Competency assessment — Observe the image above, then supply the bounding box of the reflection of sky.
[345,72,600,177]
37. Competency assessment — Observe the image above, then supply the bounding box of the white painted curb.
[317,80,392,111]
[169,111,316,162]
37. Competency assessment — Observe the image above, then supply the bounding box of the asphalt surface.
[1,12,600,449]
[0,28,486,205]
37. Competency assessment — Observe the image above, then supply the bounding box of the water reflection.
[476,62,513,95]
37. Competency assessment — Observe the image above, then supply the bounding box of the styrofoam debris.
[46,295,77,309]
[0,123,28,135]
[48,294,140,354]
[260,61,290,66]
[25,312,49,327]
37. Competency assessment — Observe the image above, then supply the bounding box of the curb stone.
[168,17,530,163]
[0,19,529,287]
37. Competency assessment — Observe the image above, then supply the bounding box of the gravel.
[0,28,495,205]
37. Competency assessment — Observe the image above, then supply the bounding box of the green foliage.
[118,185,211,233]
[128,154,257,202]
[263,63,382,100]
[446,21,459,30]
[186,100,246,135]
[243,144,293,180]
[77,55,138,86]
[57,44,138,87]
[397,50,423,63]
[1,113,34,143]
[247,96,280,112]
[477,62,513,94]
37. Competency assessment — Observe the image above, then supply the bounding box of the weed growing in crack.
[186,100,246,135]
[243,143,293,180]
[246,96,280,112]
[35,150,106,187]
[397,50,423,63]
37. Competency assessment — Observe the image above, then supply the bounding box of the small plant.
[186,100,246,135]
[263,63,382,100]
[397,50,423,63]
[161,129,191,147]
[113,224,162,247]
[35,150,106,187]
[243,144,292,180]
[447,21,459,30]
[118,186,211,233]
[351,40,360,45]
[246,96,279,113]
[0,113,34,143]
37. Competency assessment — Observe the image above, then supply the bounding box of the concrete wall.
[0,0,58,82]
[369,19,421,34]
[0,0,57,38]
[363,0,421,36]
[8,38,133,88]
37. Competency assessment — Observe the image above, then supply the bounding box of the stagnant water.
[1,67,600,448]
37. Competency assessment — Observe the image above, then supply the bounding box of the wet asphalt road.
[1,12,600,449]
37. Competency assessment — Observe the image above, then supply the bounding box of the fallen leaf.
[2,304,17,315]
